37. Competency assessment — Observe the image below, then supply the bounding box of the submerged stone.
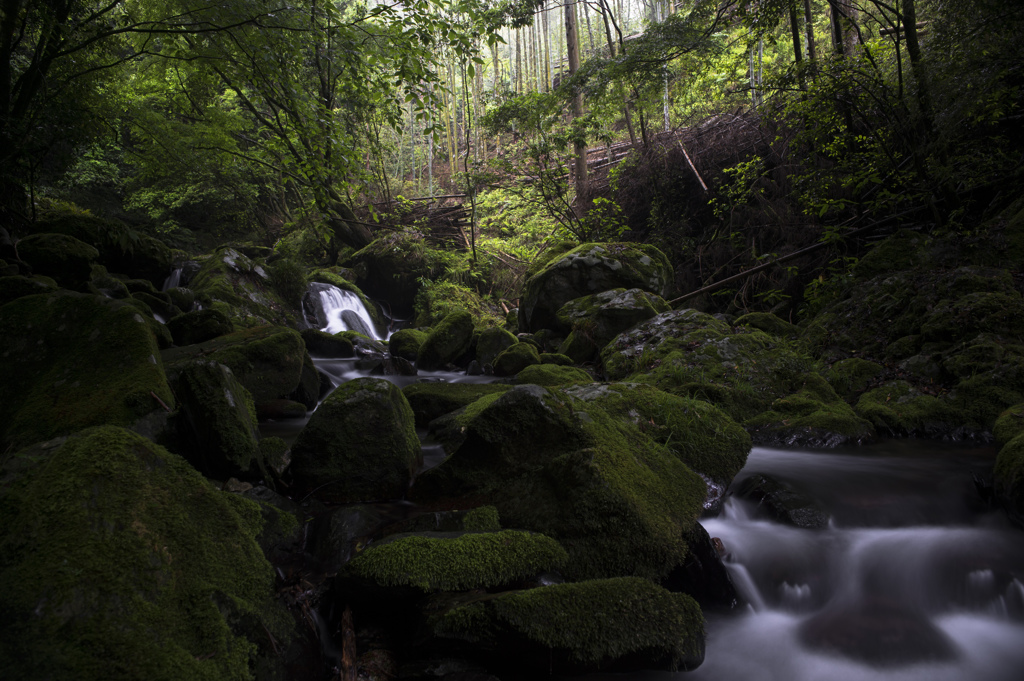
[734,473,830,529]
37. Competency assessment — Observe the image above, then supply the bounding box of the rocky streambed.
[3,208,1024,680]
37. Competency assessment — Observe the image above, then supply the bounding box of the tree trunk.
[565,0,587,199]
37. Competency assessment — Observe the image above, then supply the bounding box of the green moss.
[492,342,541,377]
[348,530,566,592]
[523,239,577,280]
[417,309,476,370]
[402,382,511,428]
[995,433,1024,524]
[462,505,501,532]
[414,281,503,328]
[0,292,175,450]
[167,309,234,346]
[433,577,703,667]
[389,328,429,361]
[301,327,356,358]
[852,229,928,280]
[734,312,800,338]
[564,383,750,484]
[823,358,885,401]
[994,403,1024,445]
[855,381,966,437]
[743,379,876,447]
[476,326,518,366]
[540,352,574,365]
[17,232,99,289]
[189,247,301,328]
[0,275,58,307]
[514,364,592,387]
[291,377,421,503]
[0,426,279,681]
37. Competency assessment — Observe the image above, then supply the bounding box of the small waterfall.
[162,267,182,291]
[305,282,386,340]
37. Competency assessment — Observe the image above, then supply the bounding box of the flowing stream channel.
[270,284,1024,679]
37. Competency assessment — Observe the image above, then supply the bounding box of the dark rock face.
[662,523,738,611]
[290,377,421,503]
[166,308,233,345]
[555,287,671,362]
[301,327,355,357]
[734,473,831,529]
[17,232,99,289]
[518,243,674,333]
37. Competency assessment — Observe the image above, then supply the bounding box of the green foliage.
[268,258,308,306]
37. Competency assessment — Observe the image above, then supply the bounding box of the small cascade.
[304,282,387,340]
[162,267,182,291]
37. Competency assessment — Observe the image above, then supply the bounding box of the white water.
[574,443,1024,681]
[162,267,182,291]
[308,282,387,340]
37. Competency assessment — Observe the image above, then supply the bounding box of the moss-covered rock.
[920,292,1024,344]
[411,385,707,581]
[166,308,234,346]
[476,326,518,366]
[734,311,800,338]
[402,382,511,429]
[519,243,674,333]
[346,233,434,316]
[0,426,283,681]
[413,280,504,328]
[0,292,174,450]
[17,232,99,289]
[291,377,420,503]
[514,364,593,387]
[823,358,885,402]
[162,325,306,404]
[388,328,429,361]
[602,309,821,422]
[852,229,929,280]
[995,434,1024,526]
[734,473,830,529]
[554,288,671,363]
[0,273,57,307]
[429,577,704,671]
[133,291,179,321]
[855,381,972,438]
[300,327,355,357]
[417,309,476,370]
[347,530,567,592]
[994,403,1024,445]
[562,382,750,485]
[492,342,541,377]
[172,360,262,479]
[743,376,875,448]
[540,352,574,365]
[189,247,301,328]
[88,264,131,299]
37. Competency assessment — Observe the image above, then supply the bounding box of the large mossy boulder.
[172,360,262,479]
[388,328,429,361]
[346,233,434,316]
[492,341,541,376]
[995,433,1024,526]
[514,364,593,387]
[476,326,518,366]
[0,273,57,307]
[416,309,475,370]
[300,327,355,357]
[555,288,671,363]
[189,246,301,328]
[518,243,674,333]
[0,291,174,450]
[16,232,99,289]
[601,309,821,422]
[743,376,875,448]
[561,382,750,485]
[162,325,307,404]
[290,378,420,503]
[428,577,704,673]
[854,381,974,439]
[0,426,285,681]
[345,530,567,592]
[410,385,708,581]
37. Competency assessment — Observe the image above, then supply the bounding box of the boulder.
[16,232,98,289]
[475,326,518,366]
[402,382,511,429]
[417,309,475,370]
[0,426,285,680]
[166,308,234,346]
[287,351,321,409]
[855,381,973,439]
[346,233,434,316]
[189,246,302,328]
[743,375,875,448]
[518,243,673,333]
[388,328,429,361]
[513,364,593,387]
[427,577,704,673]
[492,342,541,376]
[410,385,707,581]
[734,473,830,529]
[300,327,355,357]
[162,325,307,404]
[995,433,1024,526]
[555,288,671,362]
[172,360,262,479]
[290,377,421,503]
[0,274,57,307]
[0,291,174,450]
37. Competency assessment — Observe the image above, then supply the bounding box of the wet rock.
[995,433,1024,527]
[346,233,434,316]
[301,327,356,357]
[555,287,671,363]
[519,242,673,333]
[288,351,322,408]
[389,327,429,361]
[188,245,302,327]
[402,383,510,429]
[0,291,174,450]
[744,375,875,448]
[799,599,957,666]
[734,473,830,529]
[513,364,592,386]
[417,310,475,371]
[370,355,418,377]
[309,505,391,573]
[0,273,57,307]
[662,523,738,610]
[256,398,308,421]
[291,377,421,503]
[475,326,518,366]
[166,308,233,345]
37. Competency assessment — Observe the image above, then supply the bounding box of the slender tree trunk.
[803,0,817,68]
[565,0,587,200]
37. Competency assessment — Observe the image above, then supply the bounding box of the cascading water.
[162,267,183,291]
[304,282,388,340]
